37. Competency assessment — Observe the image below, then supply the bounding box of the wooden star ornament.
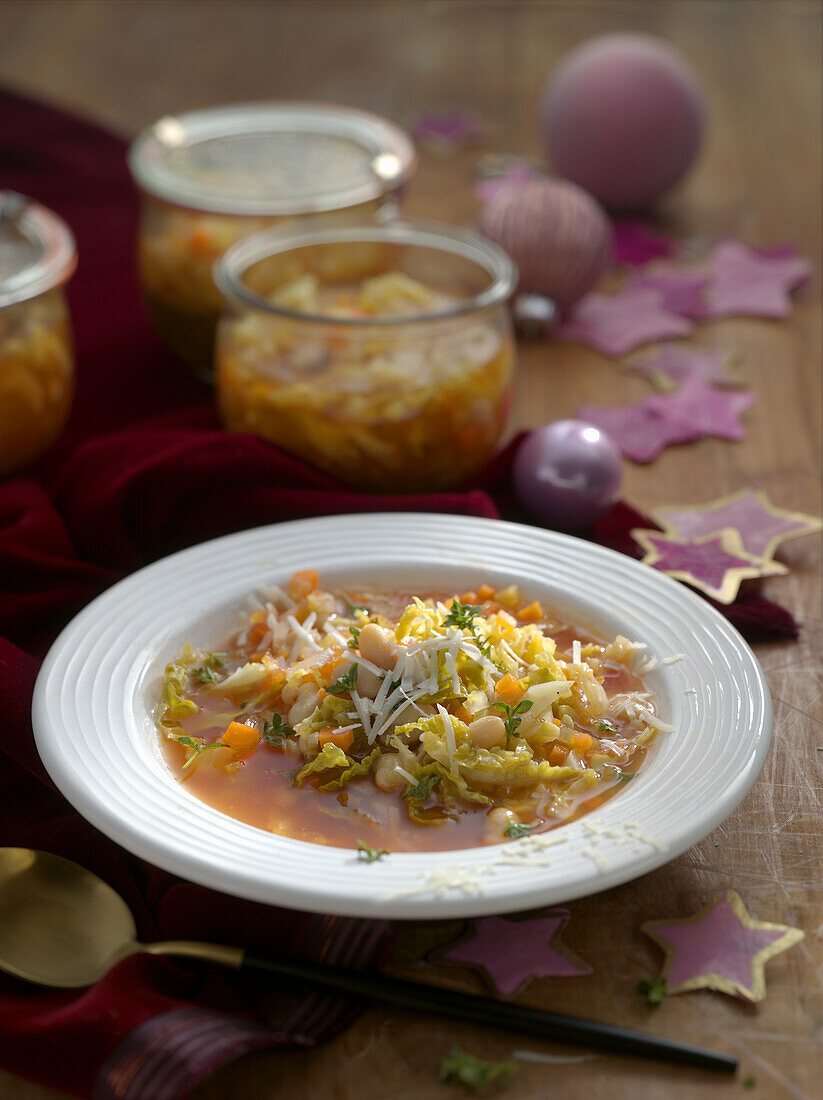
[433,910,591,996]
[654,489,822,562]
[642,890,804,1003]
[631,528,787,603]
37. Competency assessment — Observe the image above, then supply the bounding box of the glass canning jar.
[214,220,518,493]
[0,192,76,477]
[128,102,416,381]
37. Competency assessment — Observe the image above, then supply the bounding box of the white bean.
[357,623,400,670]
[373,753,407,792]
[287,683,319,726]
[483,806,519,844]
[468,715,506,749]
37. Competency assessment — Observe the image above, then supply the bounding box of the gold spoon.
[0,849,737,1072]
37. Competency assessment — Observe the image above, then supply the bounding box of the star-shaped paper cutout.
[611,219,678,266]
[577,399,696,463]
[642,890,804,1002]
[646,375,756,442]
[437,911,591,996]
[626,344,739,391]
[557,287,693,357]
[702,240,812,319]
[655,489,822,561]
[629,267,711,320]
[631,528,786,603]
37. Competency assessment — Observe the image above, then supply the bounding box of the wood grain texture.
[0,1,819,1097]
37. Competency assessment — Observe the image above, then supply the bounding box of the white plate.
[32,513,771,919]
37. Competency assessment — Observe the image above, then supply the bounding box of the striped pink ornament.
[477,178,611,310]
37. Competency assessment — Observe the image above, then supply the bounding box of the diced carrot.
[262,669,285,692]
[571,732,594,753]
[222,721,260,751]
[517,601,543,622]
[476,584,496,602]
[454,704,472,724]
[190,227,212,255]
[288,569,319,600]
[459,591,478,605]
[495,674,524,705]
[548,743,570,766]
[318,728,354,751]
[246,621,268,649]
[317,654,345,680]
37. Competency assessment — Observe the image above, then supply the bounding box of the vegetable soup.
[157,572,668,853]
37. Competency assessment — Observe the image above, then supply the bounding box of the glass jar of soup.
[214,220,518,493]
[0,192,77,477]
[128,102,416,381]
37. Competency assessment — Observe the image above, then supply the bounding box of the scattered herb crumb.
[637,977,668,1006]
[743,1077,756,1090]
[356,839,390,863]
[438,1046,515,1093]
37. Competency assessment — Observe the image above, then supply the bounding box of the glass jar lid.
[128,102,416,217]
[0,192,77,310]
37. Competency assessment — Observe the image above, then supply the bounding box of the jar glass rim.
[214,218,518,327]
[0,192,77,310]
[128,101,417,216]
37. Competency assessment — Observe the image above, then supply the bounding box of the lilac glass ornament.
[513,420,622,531]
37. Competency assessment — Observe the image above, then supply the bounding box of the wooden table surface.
[0,1,820,1097]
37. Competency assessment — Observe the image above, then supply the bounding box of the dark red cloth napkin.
[0,88,798,1100]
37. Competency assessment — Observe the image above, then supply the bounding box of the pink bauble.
[477,179,611,308]
[513,420,622,532]
[542,34,705,210]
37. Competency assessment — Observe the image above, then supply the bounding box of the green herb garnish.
[444,599,492,657]
[438,1046,515,1093]
[348,626,361,649]
[637,977,668,1006]
[444,599,485,630]
[261,713,294,746]
[596,719,618,733]
[176,735,225,769]
[191,651,226,684]
[327,663,359,696]
[503,820,539,840]
[493,699,534,747]
[402,774,440,802]
[356,840,390,863]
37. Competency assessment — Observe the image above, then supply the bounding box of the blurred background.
[0,0,819,245]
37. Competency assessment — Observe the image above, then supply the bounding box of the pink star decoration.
[629,267,711,320]
[626,344,739,392]
[646,375,756,442]
[579,376,756,463]
[473,156,542,203]
[655,489,822,561]
[702,240,811,319]
[439,910,591,996]
[642,889,804,1003]
[412,110,485,151]
[557,287,693,357]
[631,528,786,603]
[611,219,678,266]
